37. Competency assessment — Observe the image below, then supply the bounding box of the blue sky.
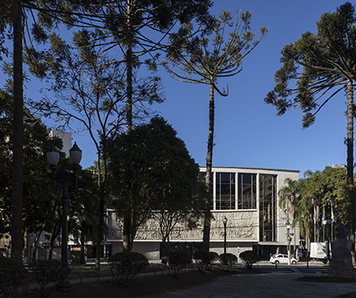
[2,0,352,178]
[152,0,350,178]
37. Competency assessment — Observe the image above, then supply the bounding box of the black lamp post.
[223,216,227,264]
[323,218,331,264]
[47,142,82,287]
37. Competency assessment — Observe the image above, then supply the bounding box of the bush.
[239,250,260,269]
[0,255,28,297]
[219,253,237,266]
[109,252,149,286]
[168,250,192,277]
[29,260,70,297]
[193,250,218,272]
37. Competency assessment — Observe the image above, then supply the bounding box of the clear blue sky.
[2,0,351,178]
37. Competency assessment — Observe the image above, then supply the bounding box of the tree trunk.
[48,219,61,260]
[203,81,215,252]
[316,203,320,243]
[123,0,133,252]
[80,232,86,264]
[11,0,24,263]
[96,151,104,269]
[346,79,355,264]
[31,233,40,263]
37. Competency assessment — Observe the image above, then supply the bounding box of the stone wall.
[107,210,258,242]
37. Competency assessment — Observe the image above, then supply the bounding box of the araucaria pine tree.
[163,9,267,251]
[265,2,356,263]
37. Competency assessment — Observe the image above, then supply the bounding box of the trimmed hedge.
[109,252,149,286]
[239,250,260,269]
[0,255,28,297]
[29,260,71,297]
[168,250,192,276]
[219,253,237,266]
[193,250,218,272]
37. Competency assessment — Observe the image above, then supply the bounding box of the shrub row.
[0,249,261,296]
[0,256,70,298]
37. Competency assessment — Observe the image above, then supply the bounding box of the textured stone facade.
[107,210,258,242]
[106,166,300,260]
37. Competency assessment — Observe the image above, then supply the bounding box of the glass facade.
[199,170,278,239]
[215,173,235,210]
[259,174,277,242]
[238,173,257,209]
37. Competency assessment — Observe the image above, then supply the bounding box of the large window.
[259,174,277,242]
[216,173,235,210]
[238,173,257,209]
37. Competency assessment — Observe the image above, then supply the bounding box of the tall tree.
[2,0,86,263]
[278,178,300,224]
[105,116,200,251]
[29,27,164,267]
[162,9,267,251]
[93,0,214,252]
[22,0,214,254]
[0,89,64,262]
[264,2,356,262]
[11,0,24,262]
[68,168,102,265]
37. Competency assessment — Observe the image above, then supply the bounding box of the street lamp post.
[47,143,82,287]
[286,224,292,265]
[223,216,227,265]
[323,218,331,264]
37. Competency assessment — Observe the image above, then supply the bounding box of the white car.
[270,254,297,264]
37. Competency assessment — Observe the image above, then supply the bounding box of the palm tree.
[278,178,300,221]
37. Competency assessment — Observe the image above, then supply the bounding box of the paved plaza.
[153,263,356,298]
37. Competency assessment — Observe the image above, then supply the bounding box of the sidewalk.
[24,262,356,298]
[152,268,356,298]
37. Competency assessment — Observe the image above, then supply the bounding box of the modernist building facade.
[106,166,300,261]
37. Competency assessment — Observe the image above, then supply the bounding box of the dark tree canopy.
[265,2,356,186]
[265,2,356,262]
[265,2,356,127]
[104,116,200,251]
[0,89,62,236]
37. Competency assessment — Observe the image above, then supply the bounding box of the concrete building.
[49,129,72,158]
[106,166,300,261]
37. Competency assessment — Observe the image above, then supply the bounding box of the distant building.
[106,166,300,261]
[49,130,72,157]
[332,164,344,168]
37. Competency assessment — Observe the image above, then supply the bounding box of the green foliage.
[164,9,266,251]
[239,251,260,269]
[265,2,356,192]
[0,256,28,297]
[166,9,267,95]
[193,250,218,272]
[68,168,103,264]
[0,90,65,245]
[265,2,356,256]
[105,116,200,249]
[265,2,356,123]
[278,178,301,232]
[168,250,192,276]
[292,167,350,243]
[219,253,238,266]
[109,252,149,286]
[29,260,71,297]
